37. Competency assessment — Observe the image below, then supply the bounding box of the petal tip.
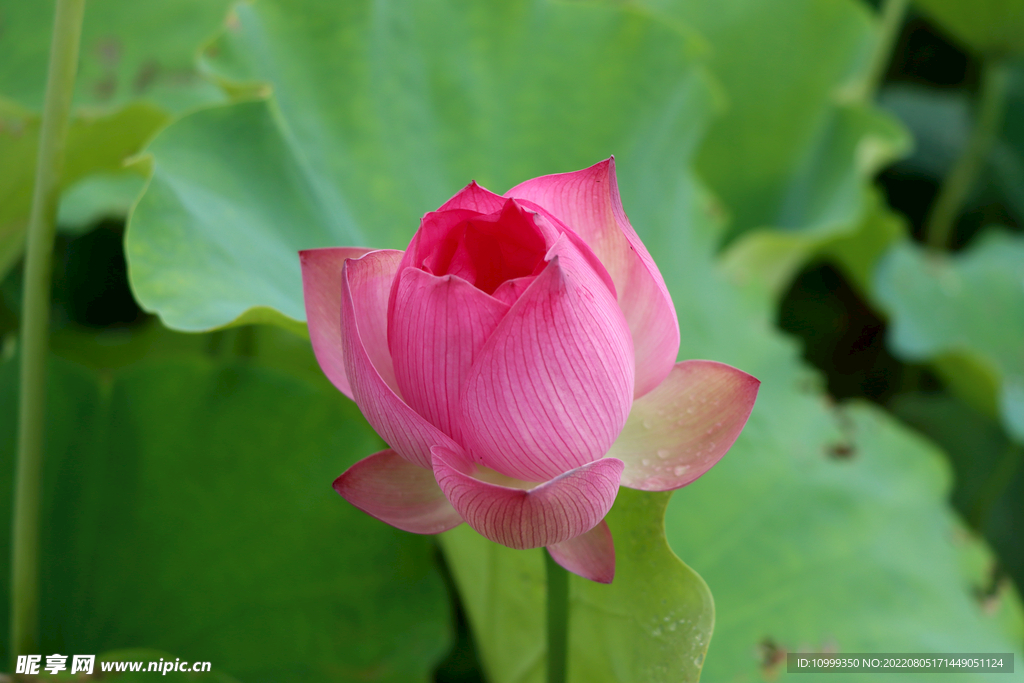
[547,520,616,583]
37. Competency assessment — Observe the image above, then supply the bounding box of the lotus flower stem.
[925,58,1010,250]
[10,0,85,663]
[856,0,909,103]
[545,550,569,683]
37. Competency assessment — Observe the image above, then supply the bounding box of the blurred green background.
[1,0,1023,681]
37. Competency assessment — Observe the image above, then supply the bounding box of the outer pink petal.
[333,449,464,534]
[342,251,462,468]
[432,446,623,549]
[300,247,374,399]
[547,520,615,583]
[390,268,510,441]
[438,181,506,213]
[507,158,679,398]
[459,234,635,482]
[611,360,760,491]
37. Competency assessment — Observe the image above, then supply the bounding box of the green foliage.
[0,0,229,112]
[670,400,1024,681]
[56,172,147,234]
[912,0,1024,55]
[874,231,1024,442]
[0,0,232,279]
[635,166,1023,682]
[0,102,163,276]
[994,59,1024,222]
[112,1,1024,680]
[5,0,1024,681]
[894,392,1024,598]
[631,0,910,301]
[0,355,452,682]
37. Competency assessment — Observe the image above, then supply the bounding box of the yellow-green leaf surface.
[913,0,1024,55]
[875,231,1024,442]
[0,356,452,683]
[441,488,714,683]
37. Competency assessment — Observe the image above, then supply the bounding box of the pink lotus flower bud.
[301,159,759,582]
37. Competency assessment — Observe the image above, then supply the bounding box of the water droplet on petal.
[642,458,651,466]
[674,465,688,476]
[657,449,670,459]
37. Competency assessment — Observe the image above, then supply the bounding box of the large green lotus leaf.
[912,0,1024,55]
[440,487,714,683]
[633,0,909,243]
[126,0,717,332]
[874,232,1024,442]
[636,171,1024,678]
[669,400,1024,682]
[0,356,452,683]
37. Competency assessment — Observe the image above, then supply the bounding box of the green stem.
[925,59,1010,250]
[856,0,909,102]
[10,0,86,663]
[545,550,568,683]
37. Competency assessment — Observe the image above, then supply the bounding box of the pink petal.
[547,520,615,583]
[438,181,506,213]
[612,360,760,491]
[333,449,463,534]
[507,158,679,398]
[459,234,635,482]
[299,247,374,399]
[342,251,462,468]
[389,268,510,441]
[432,446,624,549]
